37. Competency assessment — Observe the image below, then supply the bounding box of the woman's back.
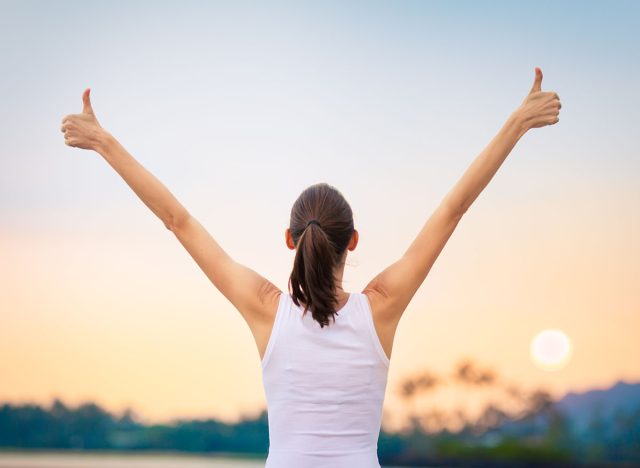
[262,291,390,468]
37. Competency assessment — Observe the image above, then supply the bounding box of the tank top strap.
[261,291,287,370]
[354,292,391,368]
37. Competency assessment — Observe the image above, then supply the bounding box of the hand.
[61,88,108,151]
[516,67,562,131]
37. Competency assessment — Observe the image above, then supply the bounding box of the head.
[286,183,359,328]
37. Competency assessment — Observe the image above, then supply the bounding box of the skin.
[61,67,561,363]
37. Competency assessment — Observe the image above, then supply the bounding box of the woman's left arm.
[61,89,281,329]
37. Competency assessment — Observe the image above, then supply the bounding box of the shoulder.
[362,284,405,334]
[257,281,284,324]
[248,284,284,361]
[361,287,398,362]
[362,284,401,325]
[242,280,283,332]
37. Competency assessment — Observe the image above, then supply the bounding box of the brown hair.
[288,183,354,328]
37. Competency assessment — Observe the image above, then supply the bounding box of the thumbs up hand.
[61,88,108,151]
[516,67,562,131]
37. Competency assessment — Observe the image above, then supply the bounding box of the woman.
[60,67,560,467]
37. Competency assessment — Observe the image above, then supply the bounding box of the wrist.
[94,129,115,155]
[508,108,529,139]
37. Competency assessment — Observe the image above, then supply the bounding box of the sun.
[530,329,572,371]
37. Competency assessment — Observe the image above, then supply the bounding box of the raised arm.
[60,89,281,336]
[364,68,561,332]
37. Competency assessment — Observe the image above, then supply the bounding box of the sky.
[1,0,639,430]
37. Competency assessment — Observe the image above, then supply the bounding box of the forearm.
[95,132,189,230]
[443,110,528,215]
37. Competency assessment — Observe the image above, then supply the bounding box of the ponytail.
[287,183,354,328]
[290,222,339,327]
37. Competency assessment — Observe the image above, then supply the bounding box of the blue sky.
[2,1,638,225]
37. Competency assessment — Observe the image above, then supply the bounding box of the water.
[0,452,265,468]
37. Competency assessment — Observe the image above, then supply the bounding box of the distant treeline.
[1,398,639,467]
[0,399,268,455]
[2,361,639,466]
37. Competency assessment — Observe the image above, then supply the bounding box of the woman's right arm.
[363,67,561,331]
[61,90,282,339]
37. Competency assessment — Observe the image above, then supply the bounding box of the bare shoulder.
[362,286,401,361]
[362,286,387,319]
[362,280,405,325]
[251,282,283,361]
[256,281,283,326]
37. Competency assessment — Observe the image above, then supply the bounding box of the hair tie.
[306,219,321,229]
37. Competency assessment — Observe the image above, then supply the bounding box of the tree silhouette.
[452,359,497,386]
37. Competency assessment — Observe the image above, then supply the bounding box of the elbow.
[444,199,468,221]
[456,203,468,219]
[442,193,468,219]
[165,209,191,232]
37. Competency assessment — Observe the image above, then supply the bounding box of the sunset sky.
[1,1,638,431]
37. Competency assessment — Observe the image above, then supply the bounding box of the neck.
[333,257,348,295]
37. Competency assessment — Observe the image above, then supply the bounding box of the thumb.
[529,67,543,94]
[82,88,94,114]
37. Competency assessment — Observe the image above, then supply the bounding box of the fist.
[518,67,562,130]
[61,88,106,151]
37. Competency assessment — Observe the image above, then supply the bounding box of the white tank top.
[261,291,390,468]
